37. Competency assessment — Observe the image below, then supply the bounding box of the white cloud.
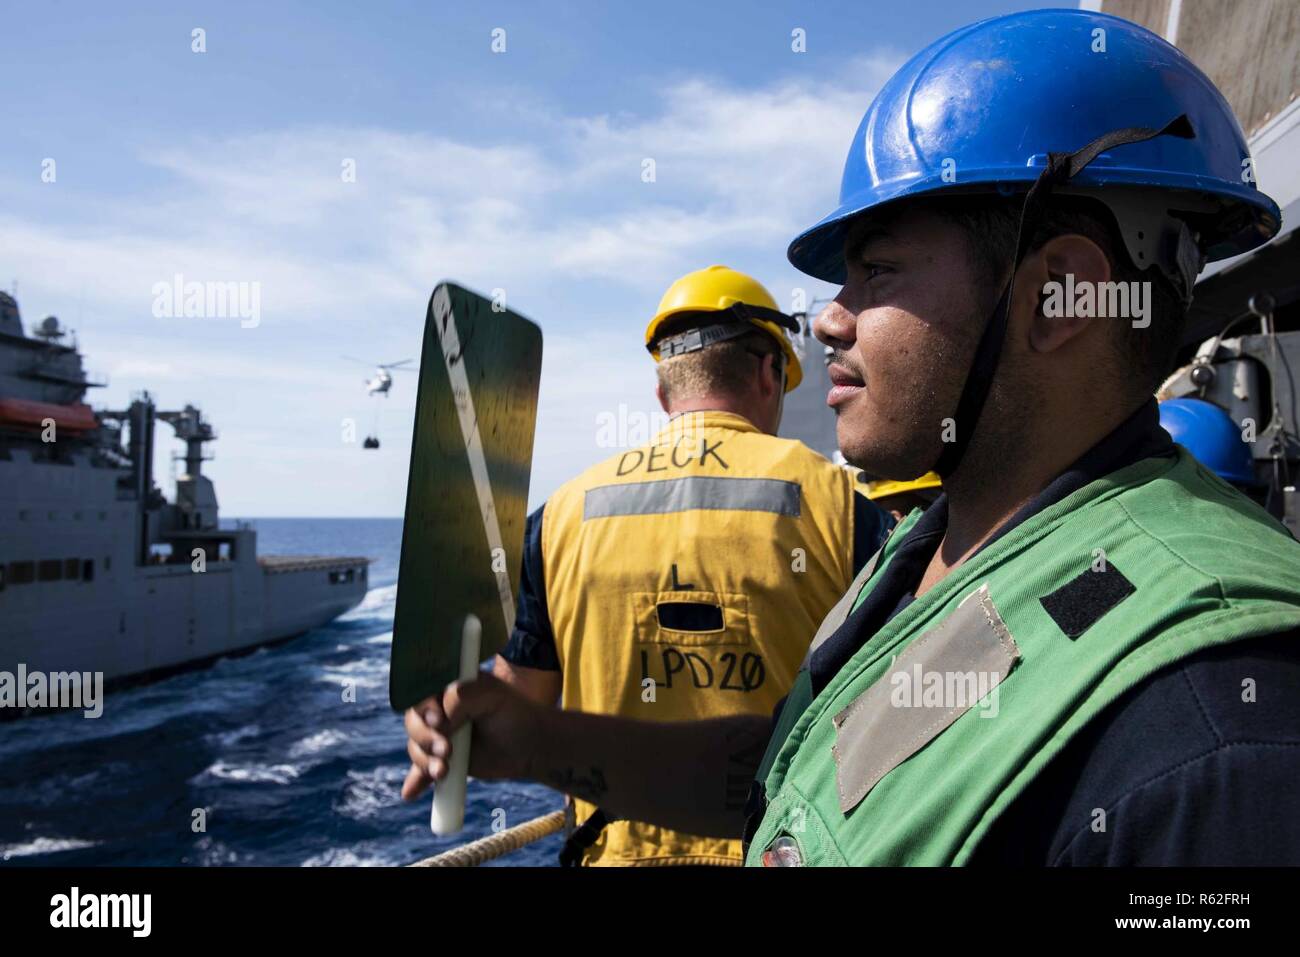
[5,54,900,515]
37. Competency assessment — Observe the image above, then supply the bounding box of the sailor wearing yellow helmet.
[466,265,891,866]
[860,472,942,524]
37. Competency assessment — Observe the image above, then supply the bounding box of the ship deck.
[258,555,371,574]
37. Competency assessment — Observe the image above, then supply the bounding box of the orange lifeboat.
[0,398,98,434]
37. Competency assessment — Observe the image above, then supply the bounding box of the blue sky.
[2,0,1044,516]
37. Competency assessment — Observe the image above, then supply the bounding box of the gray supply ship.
[0,291,369,702]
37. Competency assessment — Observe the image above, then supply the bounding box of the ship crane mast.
[157,404,218,532]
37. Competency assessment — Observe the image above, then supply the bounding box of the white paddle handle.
[431,613,481,836]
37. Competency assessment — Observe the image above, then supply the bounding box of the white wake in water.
[197,760,304,785]
[0,836,100,860]
[343,584,397,618]
[289,729,351,757]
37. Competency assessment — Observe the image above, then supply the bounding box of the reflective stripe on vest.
[584,476,801,520]
[745,450,1300,865]
[543,411,859,865]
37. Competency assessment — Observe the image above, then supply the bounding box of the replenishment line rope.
[408,810,566,867]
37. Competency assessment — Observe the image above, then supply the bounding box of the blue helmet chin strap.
[931,114,1198,478]
[773,350,788,430]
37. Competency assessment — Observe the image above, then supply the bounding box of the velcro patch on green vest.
[1038,563,1136,639]
[830,584,1020,813]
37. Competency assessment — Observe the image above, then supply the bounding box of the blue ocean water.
[0,518,564,867]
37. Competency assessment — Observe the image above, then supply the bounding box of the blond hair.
[655,329,778,406]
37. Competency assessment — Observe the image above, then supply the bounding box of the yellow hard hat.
[864,472,943,501]
[645,265,804,392]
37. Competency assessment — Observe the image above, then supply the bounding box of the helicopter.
[346,358,414,396]
[343,357,415,449]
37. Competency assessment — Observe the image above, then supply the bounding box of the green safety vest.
[745,449,1300,866]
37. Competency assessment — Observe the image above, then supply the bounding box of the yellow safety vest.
[541,411,861,865]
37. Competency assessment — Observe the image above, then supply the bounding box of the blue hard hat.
[789,8,1282,284]
[1159,398,1256,486]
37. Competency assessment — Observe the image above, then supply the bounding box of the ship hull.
[0,449,369,699]
[0,557,368,688]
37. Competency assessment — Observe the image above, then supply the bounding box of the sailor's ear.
[1021,233,1111,355]
[655,381,670,414]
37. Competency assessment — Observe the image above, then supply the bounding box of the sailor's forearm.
[526,709,771,839]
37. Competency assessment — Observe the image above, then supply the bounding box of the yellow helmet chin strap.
[772,349,788,432]
[655,320,757,360]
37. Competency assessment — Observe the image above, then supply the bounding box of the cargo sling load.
[0,290,370,709]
